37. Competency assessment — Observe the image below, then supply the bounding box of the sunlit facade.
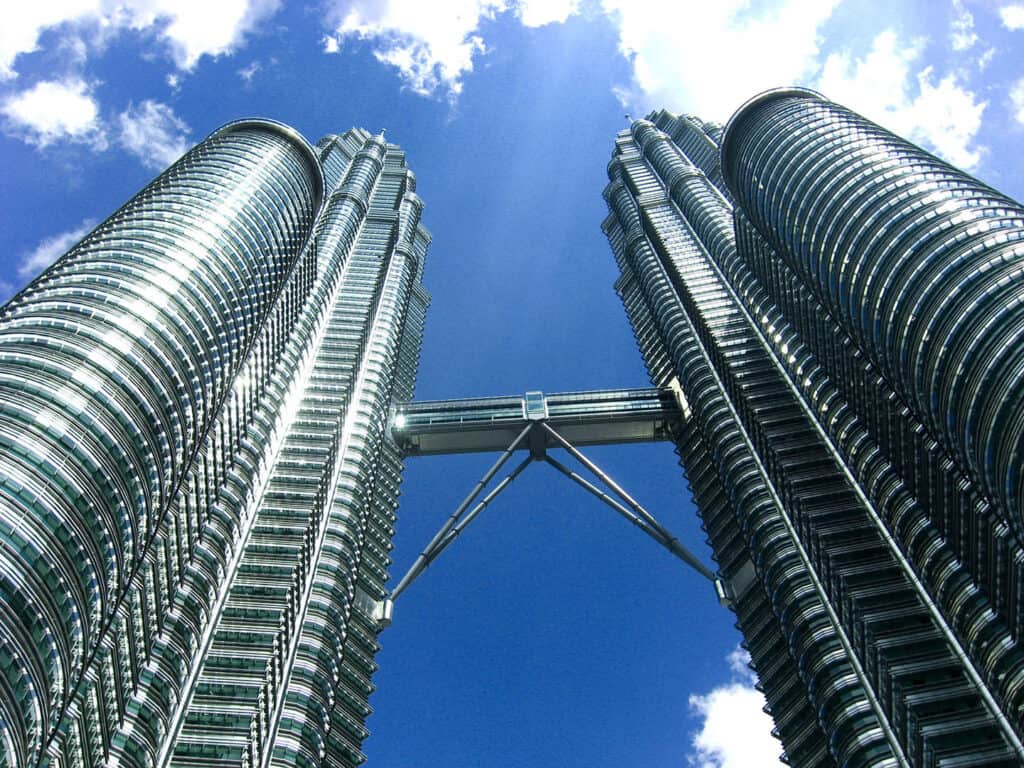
[0,120,429,767]
[603,89,1024,766]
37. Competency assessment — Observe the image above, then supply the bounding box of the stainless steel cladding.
[604,96,1024,766]
[0,122,429,768]
[722,89,1024,539]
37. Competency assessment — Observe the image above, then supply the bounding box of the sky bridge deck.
[392,386,685,456]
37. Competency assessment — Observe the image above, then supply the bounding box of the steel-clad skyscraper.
[0,121,429,767]
[603,89,1024,766]
[6,86,1024,768]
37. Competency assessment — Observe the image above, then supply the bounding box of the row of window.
[604,126,1024,764]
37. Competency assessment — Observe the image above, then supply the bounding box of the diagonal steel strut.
[542,454,714,581]
[389,423,533,603]
[390,454,533,603]
[542,422,694,561]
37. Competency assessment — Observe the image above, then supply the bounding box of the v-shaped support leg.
[540,422,714,581]
[377,420,722,630]
[378,424,535,627]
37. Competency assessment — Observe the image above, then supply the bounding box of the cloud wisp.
[1010,78,1024,125]
[951,0,978,51]
[238,61,262,83]
[118,100,191,171]
[17,218,97,280]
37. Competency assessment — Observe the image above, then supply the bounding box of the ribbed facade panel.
[604,97,1024,766]
[0,123,428,768]
[721,91,1024,540]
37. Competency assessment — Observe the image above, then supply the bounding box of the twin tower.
[1,89,1023,767]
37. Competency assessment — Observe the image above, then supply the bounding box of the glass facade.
[603,91,1024,766]
[0,121,429,767]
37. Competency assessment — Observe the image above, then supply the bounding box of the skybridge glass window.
[523,391,548,421]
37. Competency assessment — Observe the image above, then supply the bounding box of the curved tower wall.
[164,133,429,768]
[604,100,1024,766]
[721,91,1024,538]
[0,121,323,766]
[0,122,430,768]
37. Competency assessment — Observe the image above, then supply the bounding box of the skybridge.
[377,384,728,629]
[392,385,689,457]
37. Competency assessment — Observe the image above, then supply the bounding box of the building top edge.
[211,117,327,212]
[719,87,825,189]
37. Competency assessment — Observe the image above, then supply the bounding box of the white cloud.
[688,647,779,768]
[57,32,90,69]
[18,219,97,279]
[0,1,282,79]
[516,0,579,27]
[322,34,341,54]
[602,0,840,121]
[818,30,986,170]
[0,2,99,80]
[324,0,507,99]
[1011,78,1024,125]
[118,100,190,170]
[977,46,996,71]
[135,0,282,71]
[1,78,105,148]
[951,0,977,50]
[1000,3,1024,30]
[238,60,261,82]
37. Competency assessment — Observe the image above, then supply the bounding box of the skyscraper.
[0,120,429,767]
[603,88,1024,766]
[5,86,1024,768]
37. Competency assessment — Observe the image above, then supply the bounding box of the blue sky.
[1,1,1023,766]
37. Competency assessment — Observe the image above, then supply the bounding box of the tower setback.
[603,89,1024,766]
